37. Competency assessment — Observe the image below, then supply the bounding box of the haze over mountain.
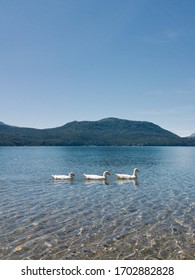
[0,118,194,146]
[0,122,8,126]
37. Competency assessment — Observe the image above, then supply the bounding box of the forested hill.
[0,117,194,146]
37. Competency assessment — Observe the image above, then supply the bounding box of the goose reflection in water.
[84,179,109,186]
[115,178,139,187]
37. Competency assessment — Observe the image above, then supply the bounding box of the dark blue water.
[0,146,194,259]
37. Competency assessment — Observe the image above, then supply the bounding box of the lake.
[0,146,194,260]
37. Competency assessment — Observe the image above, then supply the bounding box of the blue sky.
[0,0,195,136]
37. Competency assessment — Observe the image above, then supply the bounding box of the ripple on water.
[0,146,195,260]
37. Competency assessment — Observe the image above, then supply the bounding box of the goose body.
[84,171,111,180]
[116,168,139,180]
[52,172,75,180]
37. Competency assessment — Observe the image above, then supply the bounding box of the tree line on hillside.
[0,118,195,146]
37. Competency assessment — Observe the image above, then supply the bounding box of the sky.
[0,0,195,137]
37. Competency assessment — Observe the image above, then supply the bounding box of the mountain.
[0,121,8,126]
[0,122,45,146]
[189,133,195,138]
[0,117,193,146]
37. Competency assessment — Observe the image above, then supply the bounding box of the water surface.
[0,146,194,259]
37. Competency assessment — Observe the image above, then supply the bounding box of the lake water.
[0,146,194,260]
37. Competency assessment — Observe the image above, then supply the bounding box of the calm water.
[0,146,194,260]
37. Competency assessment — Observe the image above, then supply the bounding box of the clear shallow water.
[0,146,194,260]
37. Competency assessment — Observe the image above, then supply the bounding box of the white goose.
[84,171,111,180]
[116,168,139,180]
[52,172,75,180]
